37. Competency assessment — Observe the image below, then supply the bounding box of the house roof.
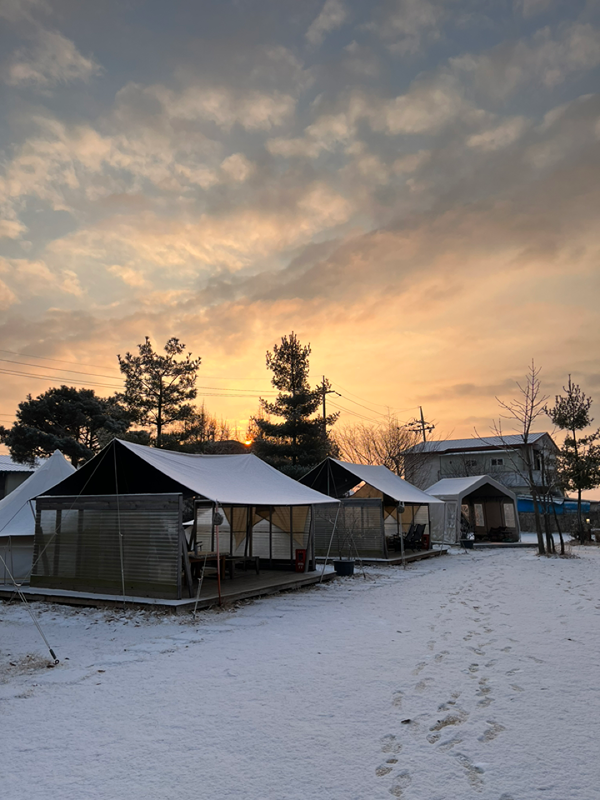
[426,474,517,502]
[407,432,551,455]
[44,439,337,507]
[0,454,42,472]
[300,458,444,504]
[0,451,75,537]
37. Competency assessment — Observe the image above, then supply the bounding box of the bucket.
[333,559,355,576]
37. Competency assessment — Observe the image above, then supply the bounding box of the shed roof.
[300,458,443,504]
[408,432,551,454]
[44,439,337,507]
[0,454,41,472]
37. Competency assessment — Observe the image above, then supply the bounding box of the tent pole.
[320,504,341,583]
[290,506,293,568]
[269,507,273,567]
[215,501,222,606]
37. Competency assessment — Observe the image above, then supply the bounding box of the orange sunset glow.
[0,1,599,459]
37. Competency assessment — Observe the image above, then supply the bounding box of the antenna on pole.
[407,406,435,443]
[321,376,340,435]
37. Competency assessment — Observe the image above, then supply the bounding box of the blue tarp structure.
[517,497,590,515]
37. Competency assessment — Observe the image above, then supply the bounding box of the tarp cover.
[426,474,517,502]
[0,451,75,537]
[300,458,444,504]
[45,439,337,507]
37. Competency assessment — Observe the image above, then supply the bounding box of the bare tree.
[493,360,550,555]
[332,416,422,478]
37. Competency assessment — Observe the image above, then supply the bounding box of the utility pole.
[321,376,339,435]
[408,406,435,443]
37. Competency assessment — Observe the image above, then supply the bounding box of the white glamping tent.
[427,475,520,544]
[0,450,75,584]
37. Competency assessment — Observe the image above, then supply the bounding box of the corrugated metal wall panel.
[314,500,385,558]
[31,494,182,599]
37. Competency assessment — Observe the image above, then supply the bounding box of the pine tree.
[546,377,600,542]
[251,332,338,477]
[117,337,201,448]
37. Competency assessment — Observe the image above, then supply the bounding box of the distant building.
[405,433,560,499]
[0,455,40,500]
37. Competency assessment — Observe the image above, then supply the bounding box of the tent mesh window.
[193,505,312,564]
[314,499,385,558]
[31,494,183,599]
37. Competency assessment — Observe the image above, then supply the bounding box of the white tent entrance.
[426,475,520,545]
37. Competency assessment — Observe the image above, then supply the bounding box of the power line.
[0,348,119,373]
[0,368,123,390]
[0,357,122,381]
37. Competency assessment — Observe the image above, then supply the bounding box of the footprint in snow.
[454,753,485,788]
[412,662,427,675]
[429,708,468,732]
[479,720,506,742]
[434,650,449,663]
[380,734,402,754]
[389,770,412,797]
[391,690,403,708]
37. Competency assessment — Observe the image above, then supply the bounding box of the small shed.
[426,475,520,544]
[300,458,444,558]
[31,439,337,599]
[0,451,74,585]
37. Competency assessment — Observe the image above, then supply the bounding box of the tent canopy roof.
[0,451,75,537]
[426,475,517,502]
[300,458,443,505]
[45,439,337,507]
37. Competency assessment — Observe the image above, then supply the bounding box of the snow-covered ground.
[2,547,599,800]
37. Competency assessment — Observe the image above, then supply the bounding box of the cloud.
[367,0,446,56]
[450,22,600,100]
[5,29,102,87]
[146,83,295,131]
[467,117,529,151]
[220,153,255,182]
[0,0,49,22]
[306,0,348,47]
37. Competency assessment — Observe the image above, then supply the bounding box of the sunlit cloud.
[0,0,598,456]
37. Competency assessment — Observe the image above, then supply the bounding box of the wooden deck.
[0,567,337,613]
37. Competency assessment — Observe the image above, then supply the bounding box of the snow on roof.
[408,432,550,454]
[0,451,75,537]
[0,454,42,472]
[426,474,517,501]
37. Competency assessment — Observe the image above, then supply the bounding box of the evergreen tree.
[117,337,201,448]
[546,377,600,542]
[0,386,129,466]
[252,332,338,477]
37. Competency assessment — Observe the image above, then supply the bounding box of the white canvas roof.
[426,475,517,502]
[46,439,338,507]
[120,440,338,506]
[0,451,75,537]
[333,460,444,504]
[300,458,443,504]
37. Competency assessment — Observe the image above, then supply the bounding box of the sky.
[0,0,599,445]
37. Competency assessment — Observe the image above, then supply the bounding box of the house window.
[534,453,542,471]
[491,458,504,466]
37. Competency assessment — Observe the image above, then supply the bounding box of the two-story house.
[404,433,560,499]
